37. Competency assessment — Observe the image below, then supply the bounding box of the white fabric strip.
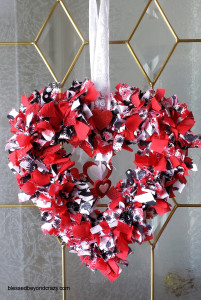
[89,0,110,103]
[89,0,98,81]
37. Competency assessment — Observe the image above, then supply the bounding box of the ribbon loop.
[89,0,110,108]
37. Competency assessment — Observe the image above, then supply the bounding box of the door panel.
[1,1,201,299]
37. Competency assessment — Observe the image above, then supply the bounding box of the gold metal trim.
[33,42,59,82]
[57,237,62,244]
[179,39,201,43]
[62,245,66,300]
[97,204,107,207]
[128,0,152,41]
[0,204,35,207]
[61,43,85,87]
[150,1,179,87]
[85,41,127,45]
[59,0,86,43]
[2,201,200,209]
[0,42,33,45]
[109,40,127,44]
[152,41,178,87]
[177,203,201,207]
[153,204,177,248]
[172,197,177,205]
[126,41,152,87]
[127,0,180,88]
[154,0,178,42]
[35,1,59,43]
[151,246,154,300]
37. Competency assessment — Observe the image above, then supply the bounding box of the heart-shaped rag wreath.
[6,79,201,281]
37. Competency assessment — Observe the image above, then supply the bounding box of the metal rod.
[33,42,59,82]
[0,42,33,45]
[172,197,177,205]
[126,41,152,87]
[109,40,127,44]
[128,0,152,41]
[62,245,66,300]
[153,204,177,247]
[97,204,108,207]
[153,41,178,86]
[61,43,85,87]
[35,1,59,42]
[179,38,201,43]
[177,203,201,207]
[154,0,178,42]
[151,246,154,300]
[59,0,85,43]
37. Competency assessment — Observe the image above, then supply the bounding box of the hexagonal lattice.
[37,2,83,83]
[130,1,176,83]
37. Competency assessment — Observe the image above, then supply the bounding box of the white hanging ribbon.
[89,0,110,109]
[89,0,110,178]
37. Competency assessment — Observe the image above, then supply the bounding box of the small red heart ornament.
[94,179,111,197]
[83,161,113,185]
[92,109,113,130]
